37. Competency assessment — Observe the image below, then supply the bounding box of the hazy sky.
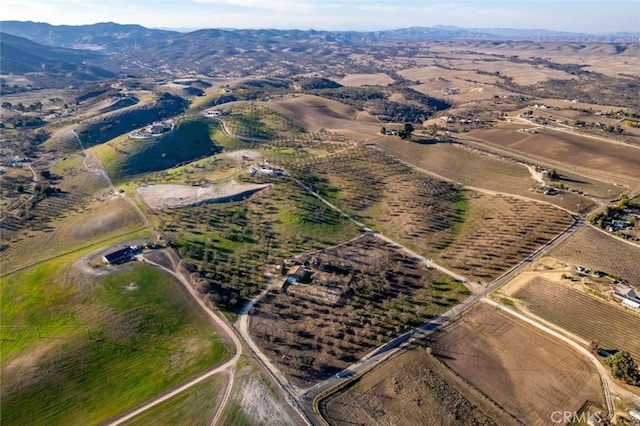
[2,0,638,33]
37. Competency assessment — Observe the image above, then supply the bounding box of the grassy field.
[91,118,222,182]
[430,303,604,425]
[219,360,298,426]
[126,374,226,426]
[0,193,146,276]
[1,260,227,425]
[249,235,470,387]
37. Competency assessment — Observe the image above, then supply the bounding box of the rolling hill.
[0,32,113,79]
[91,118,222,181]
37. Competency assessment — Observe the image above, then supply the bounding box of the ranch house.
[614,284,640,311]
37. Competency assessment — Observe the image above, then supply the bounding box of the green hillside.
[75,93,189,149]
[93,118,222,181]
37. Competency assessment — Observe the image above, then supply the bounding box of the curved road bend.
[236,285,314,425]
[482,298,632,419]
[106,256,243,426]
[298,216,583,421]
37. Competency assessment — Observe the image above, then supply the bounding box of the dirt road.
[106,254,243,425]
[481,298,639,419]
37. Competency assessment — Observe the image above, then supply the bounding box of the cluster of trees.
[604,351,640,386]
[589,194,630,225]
[1,115,46,129]
[381,122,414,139]
[1,101,43,112]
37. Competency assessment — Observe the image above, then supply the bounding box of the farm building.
[102,246,138,265]
[614,285,640,311]
[630,406,640,421]
[286,265,313,284]
[204,110,222,117]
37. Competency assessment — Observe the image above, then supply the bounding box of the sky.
[1,0,639,33]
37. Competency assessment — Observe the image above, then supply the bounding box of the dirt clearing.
[430,303,604,425]
[336,73,395,87]
[469,125,640,182]
[136,181,270,209]
[323,348,515,425]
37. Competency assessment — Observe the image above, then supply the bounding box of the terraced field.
[286,146,465,255]
[513,277,640,361]
[439,193,574,282]
[549,226,640,285]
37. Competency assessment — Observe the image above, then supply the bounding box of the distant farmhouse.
[102,246,139,265]
[203,109,222,117]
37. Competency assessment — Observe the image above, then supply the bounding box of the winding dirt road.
[106,253,243,425]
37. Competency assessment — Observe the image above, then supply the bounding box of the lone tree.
[604,351,640,386]
[398,122,414,139]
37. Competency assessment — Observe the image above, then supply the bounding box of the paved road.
[297,215,585,423]
[230,154,586,424]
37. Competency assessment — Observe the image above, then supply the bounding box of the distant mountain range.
[2,21,638,50]
[0,21,176,50]
[1,21,638,85]
[0,31,114,80]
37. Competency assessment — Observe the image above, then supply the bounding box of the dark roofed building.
[102,247,136,265]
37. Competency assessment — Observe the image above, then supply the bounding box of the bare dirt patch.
[225,149,263,162]
[430,303,604,425]
[468,125,640,182]
[336,73,395,87]
[323,347,516,426]
[136,181,270,209]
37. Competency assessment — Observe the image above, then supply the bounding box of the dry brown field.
[438,192,574,283]
[422,41,640,79]
[468,125,640,182]
[286,145,575,283]
[322,347,517,426]
[248,235,469,387]
[266,95,381,140]
[336,73,395,87]
[512,277,640,362]
[374,137,598,213]
[430,303,604,426]
[549,226,640,285]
